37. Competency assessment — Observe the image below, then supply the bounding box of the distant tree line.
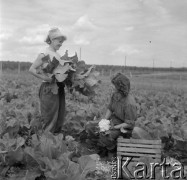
[0,61,32,71]
[0,61,187,74]
[93,64,187,75]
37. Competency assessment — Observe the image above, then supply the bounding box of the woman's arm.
[104,109,112,119]
[29,54,52,82]
[113,122,132,129]
[83,65,95,77]
[114,102,137,130]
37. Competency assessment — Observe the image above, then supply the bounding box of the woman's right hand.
[55,73,68,82]
[104,109,112,120]
[30,54,54,82]
[76,74,86,79]
[44,76,53,83]
[114,123,130,129]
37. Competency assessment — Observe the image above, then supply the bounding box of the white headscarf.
[45,28,67,44]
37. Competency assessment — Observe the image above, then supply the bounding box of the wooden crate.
[117,137,162,163]
[117,138,162,179]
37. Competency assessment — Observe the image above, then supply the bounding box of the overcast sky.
[0,0,187,67]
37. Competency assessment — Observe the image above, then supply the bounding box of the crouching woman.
[86,73,137,154]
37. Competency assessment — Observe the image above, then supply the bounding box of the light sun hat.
[45,28,67,44]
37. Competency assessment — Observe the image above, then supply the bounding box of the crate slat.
[119,156,141,161]
[117,152,161,158]
[117,138,162,165]
[118,138,161,145]
[118,147,161,154]
[118,142,161,149]
[121,157,161,162]
[123,157,141,162]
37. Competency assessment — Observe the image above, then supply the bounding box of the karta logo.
[111,156,186,179]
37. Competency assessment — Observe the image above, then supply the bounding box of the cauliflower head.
[98,119,111,132]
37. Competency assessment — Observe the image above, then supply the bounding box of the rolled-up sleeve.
[107,97,113,112]
[124,104,137,127]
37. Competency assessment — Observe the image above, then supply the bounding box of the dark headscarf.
[111,72,130,97]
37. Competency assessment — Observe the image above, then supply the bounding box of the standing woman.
[29,28,67,133]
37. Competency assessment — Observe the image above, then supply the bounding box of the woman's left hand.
[76,74,86,79]
[120,126,128,133]
[114,123,129,129]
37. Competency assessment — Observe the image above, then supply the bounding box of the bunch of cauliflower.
[98,119,111,132]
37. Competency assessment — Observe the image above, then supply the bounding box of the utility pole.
[170,61,172,72]
[153,59,155,72]
[79,47,82,60]
[0,61,2,75]
[18,61,20,74]
[0,61,2,72]
[124,56,126,70]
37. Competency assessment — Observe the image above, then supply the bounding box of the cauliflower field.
[0,71,187,179]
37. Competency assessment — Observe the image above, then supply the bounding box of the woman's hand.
[113,123,130,134]
[44,76,53,83]
[114,123,129,129]
[55,73,68,82]
[29,54,54,82]
[82,65,95,77]
[76,74,86,79]
[104,109,112,120]
[120,126,129,133]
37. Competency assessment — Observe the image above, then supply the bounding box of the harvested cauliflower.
[98,119,111,132]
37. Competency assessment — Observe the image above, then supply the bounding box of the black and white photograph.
[0,0,187,179]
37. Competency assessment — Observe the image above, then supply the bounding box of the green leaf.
[78,155,97,178]
[24,147,42,167]
[0,134,25,153]
[6,118,17,127]
[67,160,79,175]
[41,54,50,63]
[28,132,67,163]
[31,134,40,147]
[38,153,75,179]
[16,137,25,149]
[21,170,41,180]
[6,147,24,165]
[39,132,67,159]
[0,166,9,177]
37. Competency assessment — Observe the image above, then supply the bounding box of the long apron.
[39,82,65,133]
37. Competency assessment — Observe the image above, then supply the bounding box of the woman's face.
[112,81,129,97]
[111,83,117,91]
[113,83,120,92]
[111,73,130,97]
[51,37,64,51]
